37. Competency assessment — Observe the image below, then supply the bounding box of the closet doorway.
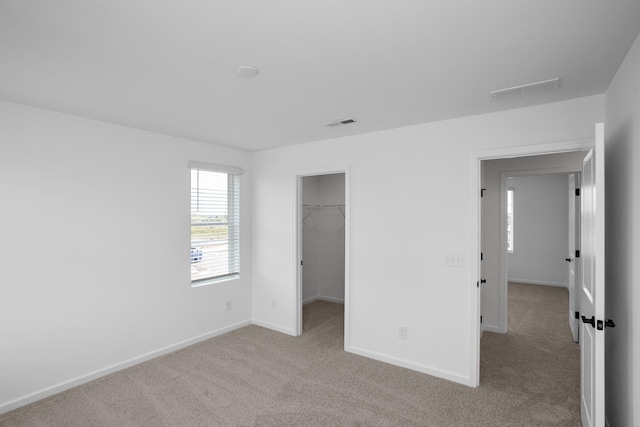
[295,168,349,347]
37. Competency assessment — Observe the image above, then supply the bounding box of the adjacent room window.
[190,163,241,284]
[507,188,514,253]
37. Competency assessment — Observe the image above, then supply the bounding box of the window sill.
[191,274,240,288]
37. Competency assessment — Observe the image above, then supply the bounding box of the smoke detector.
[490,78,560,99]
[235,65,259,77]
[325,118,357,128]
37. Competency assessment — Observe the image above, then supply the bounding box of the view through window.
[507,188,514,253]
[190,168,240,284]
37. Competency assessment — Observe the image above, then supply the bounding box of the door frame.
[469,139,592,387]
[293,165,351,349]
[568,172,582,343]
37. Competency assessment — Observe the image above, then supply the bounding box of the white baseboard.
[346,345,469,386]
[508,278,567,288]
[0,320,251,415]
[302,295,345,305]
[251,319,296,336]
[482,324,503,334]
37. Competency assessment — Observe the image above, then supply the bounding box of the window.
[190,163,241,284]
[507,188,514,253]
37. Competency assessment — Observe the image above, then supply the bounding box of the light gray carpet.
[0,285,579,426]
[480,283,580,425]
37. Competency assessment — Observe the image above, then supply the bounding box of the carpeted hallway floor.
[480,282,580,425]
[0,283,580,426]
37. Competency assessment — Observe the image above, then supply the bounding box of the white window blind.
[190,166,240,284]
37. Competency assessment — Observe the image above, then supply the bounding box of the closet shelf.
[302,204,345,219]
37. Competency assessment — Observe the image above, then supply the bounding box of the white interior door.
[567,174,579,343]
[580,123,605,427]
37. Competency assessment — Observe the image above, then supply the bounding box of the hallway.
[481,282,580,424]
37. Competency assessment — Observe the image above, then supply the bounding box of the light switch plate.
[444,253,464,268]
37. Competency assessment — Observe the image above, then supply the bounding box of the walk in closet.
[301,173,345,305]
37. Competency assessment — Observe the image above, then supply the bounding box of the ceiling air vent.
[325,118,357,128]
[490,78,560,99]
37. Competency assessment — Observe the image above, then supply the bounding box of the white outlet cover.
[399,327,408,340]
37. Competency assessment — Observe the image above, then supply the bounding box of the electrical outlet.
[226,300,232,311]
[399,327,408,340]
[271,299,277,309]
[444,253,464,268]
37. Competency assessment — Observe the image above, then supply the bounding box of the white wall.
[481,152,584,332]
[0,101,253,413]
[252,95,604,384]
[604,32,640,427]
[507,174,570,287]
[302,174,345,304]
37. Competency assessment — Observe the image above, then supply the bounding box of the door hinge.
[480,279,486,284]
[480,252,484,261]
[481,188,487,197]
[575,188,581,196]
[575,250,580,258]
[300,260,303,266]
[581,315,595,328]
[574,311,580,319]
[480,315,483,323]
[476,281,479,288]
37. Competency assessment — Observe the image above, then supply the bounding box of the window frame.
[189,162,243,286]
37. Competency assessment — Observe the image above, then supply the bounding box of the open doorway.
[503,171,582,344]
[480,152,586,336]
[477,152,587,422]
[470,142,592,386]
[471,126,606,424]
[301,173,345,332]
[295,167,350,348]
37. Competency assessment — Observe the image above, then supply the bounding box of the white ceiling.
[1,1,639,152]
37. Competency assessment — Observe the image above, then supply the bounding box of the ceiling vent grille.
[490,78,560,99]
[325,118,357,127]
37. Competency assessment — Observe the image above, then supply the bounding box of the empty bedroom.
[2,1,640,426]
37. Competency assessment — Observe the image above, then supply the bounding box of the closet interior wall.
[302,173,345,304]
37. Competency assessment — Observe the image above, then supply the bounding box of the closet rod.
[302,204,345,208]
